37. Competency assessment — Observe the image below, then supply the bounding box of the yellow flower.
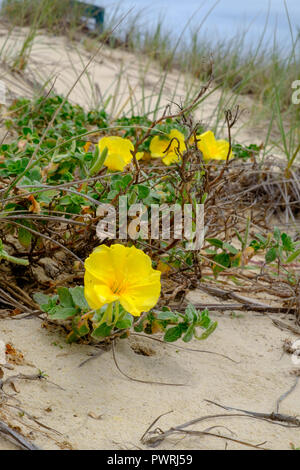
[150,129,186,166]
[136,151,144,161]
[195,131,233,161]
[84,244,161,317]
[98,136,134,171]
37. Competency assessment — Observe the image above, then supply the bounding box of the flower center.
[110,279,126,295]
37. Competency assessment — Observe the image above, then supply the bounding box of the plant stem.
[114,301,120,325]
[0,252,29,266]
[105,302,114,325]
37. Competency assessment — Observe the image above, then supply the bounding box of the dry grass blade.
[140,411,270,449]
[275,377,300,413]
[131,333,238,363]
[112,341,186,387]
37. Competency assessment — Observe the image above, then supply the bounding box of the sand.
[0,27,274,146]
[0,288,299,450]
[0,28,299,450]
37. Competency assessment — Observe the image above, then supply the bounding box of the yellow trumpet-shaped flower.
[150,129,186,166]
[195,131,233,161]
[98,136,134,171]
[84,244,161,317]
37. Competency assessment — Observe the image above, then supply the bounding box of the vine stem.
[0,251,29,266]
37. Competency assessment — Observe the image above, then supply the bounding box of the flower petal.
[99,136,134,170]
[197,131,217,160]
[136,151,144,161]
[197,131,233,161]
[120,271,161,316]
[215,140,233,160]
[85,244,127,285]
[99,136,134,155]
[84,270,119,309]
[149,135,170,158]
[162,153,181,165]
[104,152,129,171]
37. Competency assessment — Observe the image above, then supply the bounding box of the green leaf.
[92,323,113,338]
[33,293,58,313]
[107,190,119,200]
[115,313,133,330]
[281,233,293,252]
[255,233,267,245]
[196,309,212,329]
[134,320,145,332]
[286,249,300,263]
[184,304,197,322]
[195,321,218,340]
[206,238,223,248]
[18,226,32,248]
[182,324,194,343]
[273,227,281,242]
[231,256,240,268]
[164,325,183,342]
[250,240,261,252]
[38,190,59,204]
[213,253,231,275]
[156,311,179,322]
[91,306,107,323]
[90,146,108,175]
[137,185,150,199]
[66,331,80,343]
[57,287,74,308]
[77,323,89,336]
[48,306,77,320]
[222,242,238,255]
[128,190,138,205]
[120,174,132,189]
[201,192,208,204]
[265,247,277,264]
[234,229,244,247]
[33,292,51,306]
[89,143,99,167]
[69,286,89,309]
[73,318,90,337]
[22,126,32,136]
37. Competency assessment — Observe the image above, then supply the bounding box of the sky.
[97,0,300,49]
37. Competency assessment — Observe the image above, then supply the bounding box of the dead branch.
[205,399,300,427]
[140,411,269,449]
[0,418,41,450]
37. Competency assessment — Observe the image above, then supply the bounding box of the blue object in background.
[71,1,105,31]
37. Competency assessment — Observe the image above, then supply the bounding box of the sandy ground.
[0,289,299,450]
[0,26,274,146]
[0,28,299,450]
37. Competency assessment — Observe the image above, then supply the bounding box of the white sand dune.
[0,28,272,146]
[0,289,299,450]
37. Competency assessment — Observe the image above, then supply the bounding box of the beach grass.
[0,0,300,165]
